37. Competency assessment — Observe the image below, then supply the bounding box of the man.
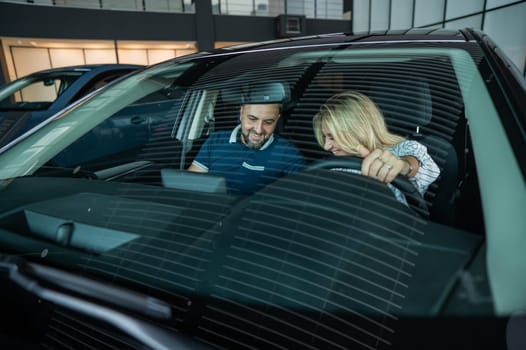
[188,82,305,194]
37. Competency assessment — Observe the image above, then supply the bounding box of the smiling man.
[188,83,305,194]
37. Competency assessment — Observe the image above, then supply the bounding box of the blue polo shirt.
[192,125,305,194]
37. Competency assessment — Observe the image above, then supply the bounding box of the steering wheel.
[305,156,429,217]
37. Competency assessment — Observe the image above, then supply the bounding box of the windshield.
[0,47,479,179]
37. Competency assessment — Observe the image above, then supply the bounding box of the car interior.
[31,49,485,235]
[136,56,481,233]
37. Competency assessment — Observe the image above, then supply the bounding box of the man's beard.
[242,130,267,150]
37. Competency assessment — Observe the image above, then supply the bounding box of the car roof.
[26,63,143,77]
[212,28,471,53]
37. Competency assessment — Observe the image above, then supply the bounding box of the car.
[0,28,524,350]
[0,64,142,147]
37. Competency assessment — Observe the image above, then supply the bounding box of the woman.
[312,90,440,206]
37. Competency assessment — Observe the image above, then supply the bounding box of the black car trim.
[0,254,213,350]
[466,28,526,178]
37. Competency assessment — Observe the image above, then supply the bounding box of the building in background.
[352,0,526,78]
[0,0,524,85]
[212,0,345,19]
[0,0,351,84]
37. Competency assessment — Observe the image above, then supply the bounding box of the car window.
[0,72,85,111]
[0,47,485,230]
[70,68,139,101]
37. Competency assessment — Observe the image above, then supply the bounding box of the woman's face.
[321,120,353,156]
[321,120,369,158]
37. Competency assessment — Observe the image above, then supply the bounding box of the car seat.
[367,76,461,226]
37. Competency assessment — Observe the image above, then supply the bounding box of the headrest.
[368,77,433,128]
[406,78,432,127]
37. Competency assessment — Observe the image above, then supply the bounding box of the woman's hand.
[360,148,415,183]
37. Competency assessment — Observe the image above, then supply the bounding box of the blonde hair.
[313,90,404,153]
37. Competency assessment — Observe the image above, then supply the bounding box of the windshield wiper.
[0,254,209,350]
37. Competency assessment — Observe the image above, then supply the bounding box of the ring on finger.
[383,163,393,170]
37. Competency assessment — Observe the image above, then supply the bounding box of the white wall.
[0,38,197,81]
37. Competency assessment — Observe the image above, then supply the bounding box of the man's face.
[239,103,280,150]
